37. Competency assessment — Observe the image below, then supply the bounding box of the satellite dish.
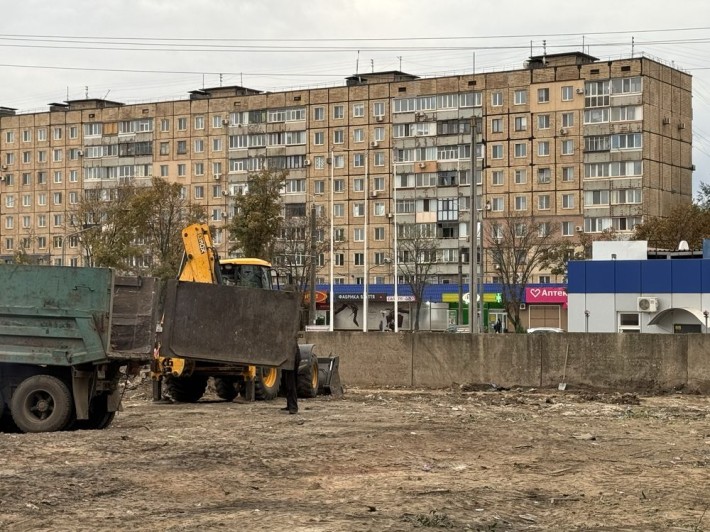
[678,240,689,251]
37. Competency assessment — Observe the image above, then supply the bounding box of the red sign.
[303,291,328,304]
[525,287,567,304]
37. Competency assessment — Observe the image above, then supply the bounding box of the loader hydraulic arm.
[178,224,222,284]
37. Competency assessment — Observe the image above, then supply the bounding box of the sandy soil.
[0,382,708,531]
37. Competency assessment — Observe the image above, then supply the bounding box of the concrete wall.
[306,332,710,393]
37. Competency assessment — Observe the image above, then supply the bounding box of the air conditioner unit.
[303,159,311,166]
[576,88,584,94]
[326,157,332,164]
[575,226,583,232]
[559,128,567,136]
[386,213,394,219]
[376,116,384,122]
[662,117,671,125]
[519,303,526,310]
[222,190,230,196]
[222,119,230,126]
[678,122,686,130]
[77,150,84,156]
[213,174,221,180]
[370,190,377,198]
[370,141,379,148]
[418,162,426,169]
[0,165,6,170]
[637,296,658,312]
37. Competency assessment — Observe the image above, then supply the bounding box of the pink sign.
[525,287,567,304]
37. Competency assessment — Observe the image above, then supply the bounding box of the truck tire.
[72,394,116,430]
[10,375,74,433]
[214,377,238,401]
[255,367,281,401]
[166,375,208,403]
[297,354,319,398]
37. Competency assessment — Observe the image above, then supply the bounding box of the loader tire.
[166,375,208,403]
[297,354,319,398]
[214,377,239,401]
[10,375,74,433]
[255,367,281,401]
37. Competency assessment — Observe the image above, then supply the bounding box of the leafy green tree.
[227,169,286,259]
[633,203,710,250]
[130,178,206,279]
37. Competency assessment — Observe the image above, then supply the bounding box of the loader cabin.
[219,258,275,290]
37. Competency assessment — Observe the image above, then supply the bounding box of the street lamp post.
[308,203,317,325]
[61,224,100,267]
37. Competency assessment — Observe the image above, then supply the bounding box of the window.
[194,139,204,153]
[53,192,62,205]
[561,112,574,128]
[514,90,527,105]
[562,194,575,209]
[611,133,642,150]
[177,140,187,154]
[374,152,385,166]
[561,86,574,101]
[194,185,204,199]
[611,106,641,122]
[537,88,550,103]
[612,77,642,94]
[333,130,344,144]
[160,165,169,177]
[37,128,47,141]
[537,168,551,184]
[584,108,610,124]
[5,195,14,208]
[561,140,574,155]
[314,180,325,195]
[314,156,325,170]
[334,155,345,169]
[514,143,527,158]
[177,117,187,131]
[333,179,345,192]
[374,227,385,240]
[373,102,385,117]
[313,131,324,145]
[491,118,503,133]
[22,129,31,142]
[212,138,222,152]
[514,116,527,131]
[538,195,551,210]
[562,167,574,182]
[514,169,527,184]
[491,170,504,186]
[585,135,610,152]
[334,253,344,266]
[354,253,364,266]
[584,190,610,206]
[618,313,640,333]
[333,105,344,119]
[178,164,187,177]
[160,119,170,132]
[611,189,642,204]
[353,103,364,117]
[333,203,344,217]
[53,127,62,140]
[491,144,503,159]
[5,130,14,143]
[353,227,364,241]
[561,221,574,236]
[538,141,550,156]
[491,92,503,106]
[212,115,223,128]
[515,196,527,211]
[537,114,550,129]
[491,197,504,212]
[353,129,364,142]
[194,116,204,130]
[194,162,204,176]
[374,127,385,141]
[353,178,364,192]
[353,154,365,167]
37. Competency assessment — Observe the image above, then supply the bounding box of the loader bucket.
[317,356,343,397]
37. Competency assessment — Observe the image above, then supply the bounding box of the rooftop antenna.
[582,35,585,53]
[66,86,69,101]
[85,86,89,99]
[202,74,205,89]
[397,55,402,71]
[356,50,360,75]
[219,73,223,87]
[103,90,111,100]
[371,59,374,73]
[543,39,547,64]
[631,36,635,57]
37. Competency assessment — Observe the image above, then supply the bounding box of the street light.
[61,224,100,267]
[704,310,708,333]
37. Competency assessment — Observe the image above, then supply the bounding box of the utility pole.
[309,203,317,325]
[469,117,479,335]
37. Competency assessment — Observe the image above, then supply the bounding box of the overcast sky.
[1,0,709,193]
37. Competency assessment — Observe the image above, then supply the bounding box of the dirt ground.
[0,381,709,532]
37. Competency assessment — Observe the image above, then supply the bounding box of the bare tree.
[396,222,440,330]
[485,215,560,332]
[272,205,336,322]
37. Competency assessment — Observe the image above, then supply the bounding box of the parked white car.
[527,327,565,333]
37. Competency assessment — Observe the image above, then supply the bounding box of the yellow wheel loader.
[152,224,341,403]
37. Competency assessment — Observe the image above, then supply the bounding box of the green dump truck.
[0,265,160,433]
